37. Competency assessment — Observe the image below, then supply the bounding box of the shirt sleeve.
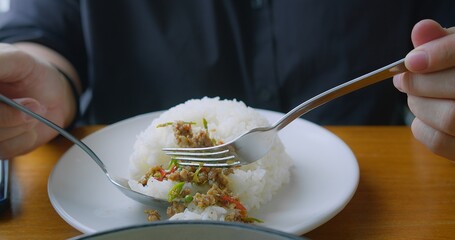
[0,0,87,90]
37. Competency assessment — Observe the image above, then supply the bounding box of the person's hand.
[0,43,79,159]
[393,19,455,161]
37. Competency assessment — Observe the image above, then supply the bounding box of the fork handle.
[273,58,407,130]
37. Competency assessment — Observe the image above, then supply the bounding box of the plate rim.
[48,110,359,235]
[69,220,306,240]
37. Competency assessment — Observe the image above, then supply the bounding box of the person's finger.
[0,98,46,127]
[0,43,36,82]
[410,19,448,47]
[0,97,45,158]
[411,118,455,161]
[405,20,455,73]
[407,95,455,136]
[393,68,455,98]
[0,103,26,128]
[0,130,38,159]
[0,121,37,142]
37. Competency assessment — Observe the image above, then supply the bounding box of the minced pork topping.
[140,120,261,223]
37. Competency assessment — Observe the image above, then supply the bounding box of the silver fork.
[163,58,407,167]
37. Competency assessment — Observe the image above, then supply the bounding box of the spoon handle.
[0,94,108,174]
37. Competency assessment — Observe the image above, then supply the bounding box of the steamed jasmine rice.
[128,97,293,222]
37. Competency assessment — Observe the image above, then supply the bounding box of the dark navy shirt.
[1,0,454,125]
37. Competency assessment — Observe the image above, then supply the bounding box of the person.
[0,1,454,161]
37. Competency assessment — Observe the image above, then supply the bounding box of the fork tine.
[163,148,230,157]
[162,145,228,152]
[177,160,241,168]
[168,154,236,162]
[163,145,239,167]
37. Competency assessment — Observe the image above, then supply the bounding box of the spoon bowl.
[0,94,168,207]
[109,174,167,206]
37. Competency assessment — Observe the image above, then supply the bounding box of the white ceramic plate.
[48,110,359,236]
[70,220,308,240]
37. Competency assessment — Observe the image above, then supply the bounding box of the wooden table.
[1,126,454,239]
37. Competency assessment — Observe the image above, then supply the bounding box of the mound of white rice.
[128,97,293,220]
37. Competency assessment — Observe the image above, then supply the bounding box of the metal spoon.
[0,94,167,207]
